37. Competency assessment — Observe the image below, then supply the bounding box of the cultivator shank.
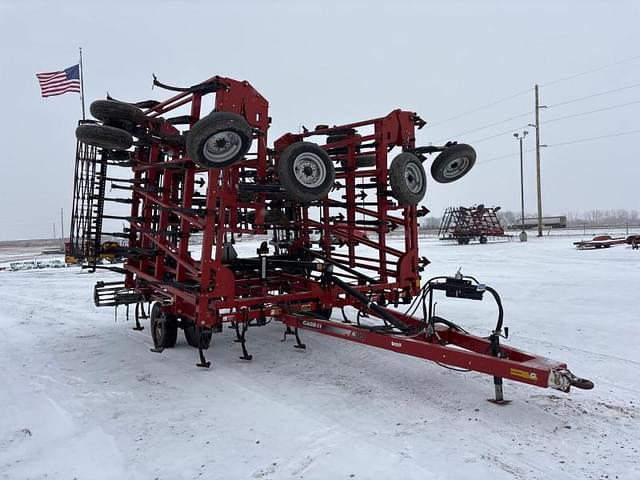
[71,74,593,399]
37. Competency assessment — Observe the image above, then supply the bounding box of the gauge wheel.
[278,142,335,202]
[183,321,212,349]
[431,144,476,183]
[340,155,376,169]
[186,112,253,168]
[389,152,427,205]
[90,99,146,124]
[76,124,133,150]
[150,303,178,349]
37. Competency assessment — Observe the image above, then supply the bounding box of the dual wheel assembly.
[76,99,477,205]
[149,303,212,351]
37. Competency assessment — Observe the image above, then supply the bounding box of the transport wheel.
[76,124,133,150]
[264,209,288,225]
[278,142,335,202]
[479,236,488,244]
[326,131,360,154]
[389,152,427,205]
[90,100,145,124]
[355,155,376,168]
[183,322,212,349]
[314,308,332,320]
[431,144,476,183]
[186,112,253,168]
[341,155,376,169]
[150,303,178,349]
[246,209,288,226]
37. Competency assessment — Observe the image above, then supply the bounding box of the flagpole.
[79,47,86,120]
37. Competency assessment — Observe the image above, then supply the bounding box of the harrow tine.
[196,331,211,368]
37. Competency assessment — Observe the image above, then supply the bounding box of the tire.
[183,322,212,349]
[246,209,288,226]
[238,190,256,203]
[431,144,476,183]
[150,303,178,349]
[389,152,427,205]
[186,112,253,168]
[264,209,288,225]
[341,155,376,169]
[90,100,145,124]
[278,142,335,202]
[315,308,332,320]
[327,133,360,155]
[479,236,488,244]
[76,124,133,150]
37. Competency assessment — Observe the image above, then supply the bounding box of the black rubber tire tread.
[479,236,488,244]
[326,133,361,155]
[278,142,335,202]
[186,112,253,168]
[389,152,427,205]
[356,155,376,168]
[246,209,288,226]
[341,155,376,169]
[75,124,133,150]
[90,100,145,124]
[315,308,332,320]
[264,209,288,225]
[150,303,178,349]
[238,190,257,203]
[183,322,212,349]
[431,144,476,184]
[327,134,349,144]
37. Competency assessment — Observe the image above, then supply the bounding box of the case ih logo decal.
[300,320,365,342]
[302,320,323,330]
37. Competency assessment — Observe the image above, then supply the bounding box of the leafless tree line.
[421,208,640,229]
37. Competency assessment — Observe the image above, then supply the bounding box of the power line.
[426,87,532,129]
[479,148,536,165]
[540,54,640,87]
[547,129,640,147]
[477,129,640,166]
[542,99,640,125]
[462,95,640,144]
[435,111,534,143]
[547,81,640,109]
[469,124,531,145]
[428,55,640,133]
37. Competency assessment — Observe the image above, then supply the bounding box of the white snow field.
[1,235,638,480]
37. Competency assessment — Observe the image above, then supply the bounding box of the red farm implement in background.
[438,204,509,245]
[70,74,593,401]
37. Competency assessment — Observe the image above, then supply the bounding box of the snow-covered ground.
[0,236,638,479]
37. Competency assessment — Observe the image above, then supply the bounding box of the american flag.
[36,64,81,97]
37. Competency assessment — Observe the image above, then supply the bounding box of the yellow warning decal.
[510,368,538,381]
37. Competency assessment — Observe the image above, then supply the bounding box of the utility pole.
[534,85,543,237]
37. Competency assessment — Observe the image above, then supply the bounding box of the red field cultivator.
[71,74,593,400]
[438,204,509,244]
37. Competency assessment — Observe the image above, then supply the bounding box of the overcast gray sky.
[1,0,639,240]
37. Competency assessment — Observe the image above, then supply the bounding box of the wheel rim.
[404,162,424,194]
[293,152,326,188]
[202,131,243,164]
[442,156,470,179]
